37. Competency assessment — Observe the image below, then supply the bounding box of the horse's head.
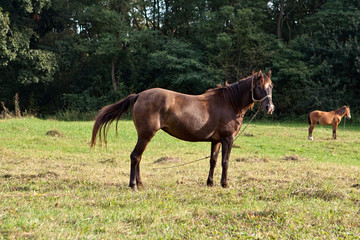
[251,70,275,115]
[345,106,351,119]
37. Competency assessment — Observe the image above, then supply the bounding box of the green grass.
[1,117,360,239]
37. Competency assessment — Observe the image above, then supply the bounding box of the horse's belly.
[162,114,242,142]
[162,118,215,142]
[319,118,332,125]
[161,127,213,142]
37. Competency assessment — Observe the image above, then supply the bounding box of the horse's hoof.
[207,180,214,187]
[308,137,313,140]
[129,184,138,191]
[221,183,228,188]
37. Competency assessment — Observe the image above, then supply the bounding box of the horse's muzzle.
[264,103,275,115]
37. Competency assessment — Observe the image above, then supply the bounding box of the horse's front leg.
[220,136,234,188]
[333,124,338,139]
[207,142,221,187]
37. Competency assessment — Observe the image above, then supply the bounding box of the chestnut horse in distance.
[91,70,275,190]
[307,105,351,140]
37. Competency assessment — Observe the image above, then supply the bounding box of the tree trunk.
[286,13,291,41]
[157,0,160,29]
[164,0,169,35]
[277,0,284,40]
[153,0,157,30]
[111,57,117,91]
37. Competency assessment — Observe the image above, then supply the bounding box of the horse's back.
[133,88,202,114]
[309,110,334,125]
[135,88,173,111]
[132,88,205,130]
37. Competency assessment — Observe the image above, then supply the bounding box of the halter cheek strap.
[251,77,272,103]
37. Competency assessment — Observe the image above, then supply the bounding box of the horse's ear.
[267,69,272,78]
[257,70,264,86]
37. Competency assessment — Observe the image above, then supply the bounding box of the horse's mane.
[207,71,271,92]
[207,74,256,113]
[334,106,348,116]
[207,73,257,92]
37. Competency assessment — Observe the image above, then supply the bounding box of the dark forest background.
[1,0,359,119]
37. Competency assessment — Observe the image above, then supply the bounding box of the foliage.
[149,39,223,93]
[0,0,57,111]
[0,0,359,118]
[0,7,15,67]
[272,0,360,116]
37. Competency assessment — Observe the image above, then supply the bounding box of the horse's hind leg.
[207,142,221,187]
[129,136,153,190]
[308,122,316,140]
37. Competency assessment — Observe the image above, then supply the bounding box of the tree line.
[0,0,359,118]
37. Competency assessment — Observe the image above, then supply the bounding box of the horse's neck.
[334,107,346,117]
[226,79,253,114]
[238,78,254,108]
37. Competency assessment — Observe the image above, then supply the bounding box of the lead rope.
[153,107,262,170]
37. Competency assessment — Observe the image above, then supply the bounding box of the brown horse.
[307,105,351,140]
[91,70,274,190]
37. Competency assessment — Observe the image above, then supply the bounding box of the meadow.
[0,117,360,239]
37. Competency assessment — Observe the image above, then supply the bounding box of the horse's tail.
[307,113,311,125]
[91,94,138,147]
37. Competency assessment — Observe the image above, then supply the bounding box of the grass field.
[1,117,360,239]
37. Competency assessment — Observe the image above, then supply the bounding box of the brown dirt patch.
[283,155,305,161]
[1,171,59,180]
[235,156,268,163]
[154,156,182,164]
[244,133,254,137]
[46,129,63,137]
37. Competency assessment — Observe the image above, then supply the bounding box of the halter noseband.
[251,76,272,103]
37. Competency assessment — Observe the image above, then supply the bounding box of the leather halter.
[251,76,272,103]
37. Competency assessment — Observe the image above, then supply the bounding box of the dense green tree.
[0,8,15,67]
[0,0,359,118]
[272,0,360,116]
[0,0,58,112]
[148,38,222,93]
